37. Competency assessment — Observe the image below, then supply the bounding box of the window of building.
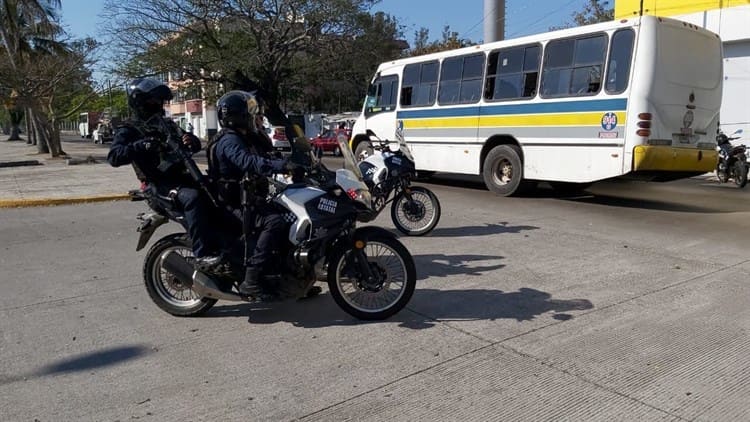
[401,61,439,107]
[605,29,635,94]
[541,34,607,98]
[485,44,541,101]
[438,53,485,105]
[364,74,399,116]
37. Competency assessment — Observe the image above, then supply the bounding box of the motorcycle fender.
[353,226,398,244]
[136,213,169,251]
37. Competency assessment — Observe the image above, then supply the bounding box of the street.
[2,174,750,420]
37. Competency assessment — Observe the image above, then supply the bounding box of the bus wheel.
[483,145,528,196]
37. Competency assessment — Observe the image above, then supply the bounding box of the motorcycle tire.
[390,186,441,236]
[734,161,748,188]
[717,164,729,183]
[143,233,217,317]
[327,233,416,320]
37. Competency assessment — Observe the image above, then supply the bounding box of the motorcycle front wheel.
[733,161,748,188]
[390,186,441,236]
[327,234,416,320]
[143,233,217,316]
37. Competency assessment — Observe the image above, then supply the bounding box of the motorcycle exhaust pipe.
[161,251,195,288]
[160,251,243,302]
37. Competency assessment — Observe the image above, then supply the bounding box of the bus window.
[401,61,439,107]
[541,34,607,98]
[364,74,399,117]
[438,53,485,105]
[485,44,541,101]
[605,29,635,94]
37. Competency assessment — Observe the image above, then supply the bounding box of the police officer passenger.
[208,91,287,297]
[107,78,221,269]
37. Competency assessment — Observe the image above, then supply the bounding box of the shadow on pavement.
[0,345,152,386]
[413,253,505,280]
[560,194,720,213]
[426,222,539,238]
[205,286,592,331]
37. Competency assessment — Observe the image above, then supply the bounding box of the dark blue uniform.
[208,129,285,270]
[108,120,217,258]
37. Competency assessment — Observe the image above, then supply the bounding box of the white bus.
[350,15,723,195]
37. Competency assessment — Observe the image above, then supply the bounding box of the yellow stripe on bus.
[402,112,627,129]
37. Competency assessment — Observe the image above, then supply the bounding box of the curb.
[0,194,131,209]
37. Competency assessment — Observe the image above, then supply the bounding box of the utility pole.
[483,0,506,43]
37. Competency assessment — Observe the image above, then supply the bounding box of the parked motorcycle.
[130,127,417,320]
[357,129,441,236]
[716,129,747,188]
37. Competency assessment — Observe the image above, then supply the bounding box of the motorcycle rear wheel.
[327,234,416,320]
[143,234,217,316]
[390,186,441,236]
[733,161,748,188]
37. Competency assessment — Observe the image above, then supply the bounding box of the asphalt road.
[2,174,750,421]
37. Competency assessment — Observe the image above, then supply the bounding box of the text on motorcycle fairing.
[318,198,337,214]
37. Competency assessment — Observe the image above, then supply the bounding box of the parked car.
[267,126,290,152]
[310,128,351,156]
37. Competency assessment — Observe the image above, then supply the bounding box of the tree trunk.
[25,109,33,145]
[8,125,21,141]
[7,108,23,141]
[29,109,50,155]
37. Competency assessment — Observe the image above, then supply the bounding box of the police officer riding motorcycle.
[108,78,220,266]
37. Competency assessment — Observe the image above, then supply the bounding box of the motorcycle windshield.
[395,128,415,162]
[337,134,364,180]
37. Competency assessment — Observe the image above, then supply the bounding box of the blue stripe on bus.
[396,98,628,119]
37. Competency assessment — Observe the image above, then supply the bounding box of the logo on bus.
[601,112,618,131]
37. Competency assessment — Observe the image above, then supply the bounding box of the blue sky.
[61,0,592,43]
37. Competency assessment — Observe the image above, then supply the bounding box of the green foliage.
[102,0,404,116]
[552,0,614,30]
[408,25,475,57]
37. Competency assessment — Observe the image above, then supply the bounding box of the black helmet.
[126,78,173,120]
[217,90,259,130]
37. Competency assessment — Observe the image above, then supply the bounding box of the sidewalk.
[0,134,144,208]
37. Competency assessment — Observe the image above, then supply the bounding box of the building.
[164,71,220,140]
[615,0,750,136]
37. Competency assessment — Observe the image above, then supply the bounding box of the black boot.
[238,267,263,297]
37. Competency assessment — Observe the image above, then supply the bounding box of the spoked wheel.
[327,234,416,320]
[390,186,441,236]
[143,233,216,316]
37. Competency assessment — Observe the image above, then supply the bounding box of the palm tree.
[0,0,63,147]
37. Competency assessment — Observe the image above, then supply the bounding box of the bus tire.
[482,145,528,196]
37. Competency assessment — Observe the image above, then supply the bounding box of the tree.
[552,0,614,30]
[102,0,403,124]
[0,0,99,155]
[408,25,475,57]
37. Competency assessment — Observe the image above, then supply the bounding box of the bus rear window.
[657,25,722,90]
[605,29,635,94]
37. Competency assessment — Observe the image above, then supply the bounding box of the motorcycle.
[716,129,747,188]
[129,126,417,320]
[356,129,441,236]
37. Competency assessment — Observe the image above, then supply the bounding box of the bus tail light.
[636,113,652,138]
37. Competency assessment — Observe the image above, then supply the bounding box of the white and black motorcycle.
[130,131,416,320]
[356,130,441,236]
